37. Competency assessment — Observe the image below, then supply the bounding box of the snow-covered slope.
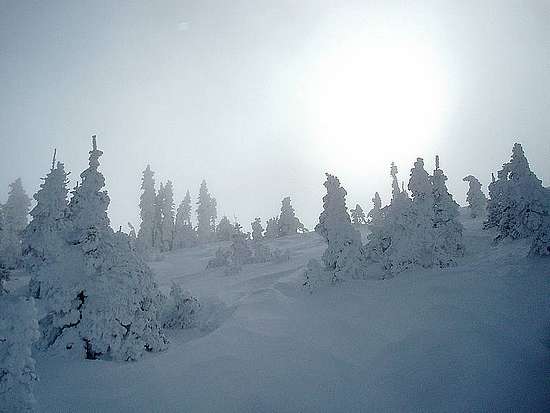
[32,216,550,412]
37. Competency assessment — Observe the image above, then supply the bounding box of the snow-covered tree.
[530,212,550,256]
[38,136,168,361]
[229,224,253,267]
[0,296,39,412]
[315,173,366,282]
[432,156,464,267]
[367,193,383,225]
[463,175,487,219]
[161,283,199,329]
[484,170,508,230]
[196,180,217,243]
[366,162,411,270]
[0,266,9,295]
[278,196,306,236]
[159,180,175,252]
[350,204,367,225]
[22,151,70,298]
[404,157,435,269]
[137,165,156,250]
[495,144,547,242]
[216,216,234,241]
[0,178,31,268]
[264,217,279,239]
[173,191,197,249]
[251,217,264,241]
[153,182,164,249]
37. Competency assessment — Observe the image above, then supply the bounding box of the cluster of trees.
[137,165,307,255]
[306,143,549,288]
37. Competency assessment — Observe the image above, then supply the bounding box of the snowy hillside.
[24,213,550,412]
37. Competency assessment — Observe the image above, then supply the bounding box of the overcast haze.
[1,0,549,231]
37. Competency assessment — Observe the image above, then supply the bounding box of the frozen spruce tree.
[22,151,70,298]
[137,165,156,250]
[432,156,464,267]
[463,175,487,218]
[264,216,279,239]
[196,180,217,243]
[406,157,435,268]
[315,173,366,282]
[0,296,39,412]
[216,216,234,241]
[38,136,167,361]
[484,170,508,230]
[0,178,31,268]
[495,143,547,242]
[350,204,367,225]
[367,193,383,225]
[278,196,306,236]
[173,191,197,248]
[251,217,264,241]
[229,223,253,267]
[159,180,175,252]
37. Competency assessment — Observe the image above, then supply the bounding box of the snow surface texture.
[22,212,550,412]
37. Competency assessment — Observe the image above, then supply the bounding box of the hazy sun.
[305,33,451,172]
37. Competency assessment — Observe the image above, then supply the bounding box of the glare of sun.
[304,34,451,173]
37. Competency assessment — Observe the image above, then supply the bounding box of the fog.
[1,0,549,231]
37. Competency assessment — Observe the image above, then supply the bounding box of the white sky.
[1,0,549,231]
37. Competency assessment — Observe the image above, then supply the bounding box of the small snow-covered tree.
[216,216,234,241]
[367,193,383,225]
[0,296,39,412]
[278,197,306,236]
[196,180,217,243]
[315,173,366,282]
[161,283,199,329]
[159,180,175,252]
[137,165,156,250]
[0,178,31,268]
[463,175,487,219]
[229,224,253,266]
[39,136,168,361]
[251,217,264,241]
[22,151,70,298]
[484,170,508,230]
[350,204,367,225]
[432,156,464,267]
[173,191,196,248]
[264,216,279,239]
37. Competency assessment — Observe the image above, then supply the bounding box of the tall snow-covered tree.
[0,178,31,268]
[405,157,435,269]
[432,155,464,267]
[251,217,264,241]
[216,216,234,241]
[173,191,196,249]
[496,143,547,242]
[350,204,366,225]
[315,173,366,281]
[38,136,168,361]
[196,180,217,243]
[278,196,306,236]
[159,180,175,252]
[463,175,487,218]
[137,165,156,250]
[484,143,550,255]
[22,151,70,298]
[367,162,412,272]
[153,182,164,249]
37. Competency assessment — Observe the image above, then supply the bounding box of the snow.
[11,213,550,411]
